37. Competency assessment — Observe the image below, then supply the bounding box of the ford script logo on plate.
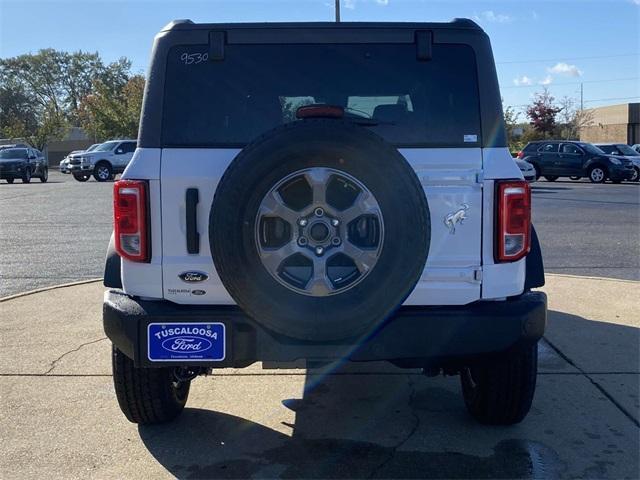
[179,271,209,283]
[148,323,225,362]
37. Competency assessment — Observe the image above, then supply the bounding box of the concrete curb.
[545,273,640,284]
[0,278,102,303]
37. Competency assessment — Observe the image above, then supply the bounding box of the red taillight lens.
[114,180,149,262]
[496,180,531,262]
[516,151,524,159]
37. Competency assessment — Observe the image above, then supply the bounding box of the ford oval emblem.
[161,336,212,353]
[191,289,206,296]
[179,271,209,283]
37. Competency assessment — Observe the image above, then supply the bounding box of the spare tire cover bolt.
[314,208,324,217]
[315,246,324,256]
[331,237,341,245]
[331,218,339,227]
[298,218,308,227]
[298,237,308,246]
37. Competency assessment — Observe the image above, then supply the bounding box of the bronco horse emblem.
[444,204,469,234]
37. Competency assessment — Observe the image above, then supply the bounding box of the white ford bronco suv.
[103,19,546,426]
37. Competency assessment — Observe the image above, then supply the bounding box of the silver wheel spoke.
[307,256,333,296]
[341,192,381,224]
[256,167,384,297]
[304,168,331,205]
[259,241,300,272]
[259,190,299,225]
[339,240,379,273]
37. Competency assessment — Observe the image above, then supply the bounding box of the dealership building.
[580,102,640,145]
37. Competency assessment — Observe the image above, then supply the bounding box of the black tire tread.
[461,344,537,425]
[210,119,430,341]
[112,346,189,424]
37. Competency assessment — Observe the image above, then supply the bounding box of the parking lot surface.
[1,172,638,297]
[0,274,638,479]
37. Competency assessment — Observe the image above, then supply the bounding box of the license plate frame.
[147,322,226,362]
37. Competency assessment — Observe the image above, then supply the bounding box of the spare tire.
[210,119,430,341]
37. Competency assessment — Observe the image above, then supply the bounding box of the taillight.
[114,180,149,262]
[496,180,531,262]
[516,151,524,159]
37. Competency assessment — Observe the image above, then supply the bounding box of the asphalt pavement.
[0,172,638,297]
[532,179,639,281]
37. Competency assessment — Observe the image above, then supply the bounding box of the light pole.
[335,0,341,22]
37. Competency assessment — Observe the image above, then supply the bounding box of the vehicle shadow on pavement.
[136,309,638,479]
[137,396,556,479]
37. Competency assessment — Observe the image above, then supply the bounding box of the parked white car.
[68,140,136,182]
[515,158,536,182]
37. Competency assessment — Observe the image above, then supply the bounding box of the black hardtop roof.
[160,19,483,33]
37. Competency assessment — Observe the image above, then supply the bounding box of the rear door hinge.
[475,171,484,185]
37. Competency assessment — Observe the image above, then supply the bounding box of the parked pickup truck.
[68,140,136,182]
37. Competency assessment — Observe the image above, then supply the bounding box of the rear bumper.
[104,290,547,368]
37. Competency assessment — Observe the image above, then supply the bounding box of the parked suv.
[0,147,48,183]
[518,140,635,183]
[68,140,136,182]
[595,143,640,182]
[103,20,547,426]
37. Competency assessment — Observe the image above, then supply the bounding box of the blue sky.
[1,0,638,120]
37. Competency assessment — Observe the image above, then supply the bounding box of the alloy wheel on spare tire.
[589,166,606,183]
[210,120,430,341]
[73,173,90,182]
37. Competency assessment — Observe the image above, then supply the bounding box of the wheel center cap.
[309,222,330,242]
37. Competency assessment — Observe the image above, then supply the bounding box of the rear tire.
[73,173,90,182]
[588,166,606,183]
[39,167,48,183]
[112,346,190,424]
[543,175,558,182]
[460,343,538,425]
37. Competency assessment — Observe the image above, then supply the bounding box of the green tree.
[80,75,145,140]
[0,49,134,149]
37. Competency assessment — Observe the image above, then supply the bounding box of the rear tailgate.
[160,147,483,305]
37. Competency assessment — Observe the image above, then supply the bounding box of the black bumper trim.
[103,290,547,368]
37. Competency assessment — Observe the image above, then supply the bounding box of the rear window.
[162,43,481,148]
[596,145,617,155]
